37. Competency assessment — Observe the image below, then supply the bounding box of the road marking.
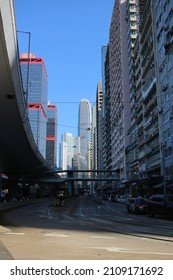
[44,233,69,237]
[90,218,112,224]
[75,212,86,217]
[38,215,53,219]
[4,232,25,235]
[105,205,134,220]
[62,214,74,220]
[90,235,116,239]
[85,246,173,256]
[112,216,134,221]
[105,205,124,215]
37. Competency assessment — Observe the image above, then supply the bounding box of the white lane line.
[85,246,173,256]
[38,215,53,219]
[4,232,25,235]
[44,233,69,237]
[90,218,112,224]
[116,225,172,236]
[90,235,116,239]
[75,212,86,217]
[62,214,76,220]
[105,205,134,220]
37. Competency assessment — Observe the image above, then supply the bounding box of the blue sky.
[14,0,114,149]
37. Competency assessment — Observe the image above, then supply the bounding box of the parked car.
[119,195,129,204]
[126,197,148,214]
[148,194,173,218]
[0,191,5,202]
[115,195,120,203]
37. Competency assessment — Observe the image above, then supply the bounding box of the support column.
[0,149,3,201]
[67,171,74,196]
[68,180,72,196]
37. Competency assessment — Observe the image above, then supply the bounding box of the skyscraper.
[20,53,48,158]
[78,99,91,161]
[96,82,103,171]
[109,0,131,181]
[91,105,97,171]
[46,104,57,167]
[151,0,173,191]
[102,45,112,172]
[59,133,80,170]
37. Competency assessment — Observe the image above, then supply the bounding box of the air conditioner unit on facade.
[163,25,169,31]
[161,83,168,92]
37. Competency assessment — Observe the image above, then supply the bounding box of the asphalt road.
[0,196,173,260]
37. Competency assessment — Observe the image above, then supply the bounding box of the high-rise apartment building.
[151,0,173,192]
[124,0,163,195]
[20,53,48,158]
[125,1,146,192]
[101,0,173,195]
[125,0,139,185]
[109,0,131,182]
[91,105,97,171]
[138,0,161,190]
[46,104,57,167]
[96,82,103,172]
[125,0,172,195]
[102,45,112,172]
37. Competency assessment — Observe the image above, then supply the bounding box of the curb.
[0,198,51,212]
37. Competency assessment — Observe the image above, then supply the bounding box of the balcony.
[138,138,145,147]
[131,33,138,39]
[145,130,159,144]
[145,146,152,156]
[143,98,157,116]
[142,77,156,100]
[138,150,145,159]
[129,0,136,3]
[145,158,161,171]
[130,15,138,22]
[131,24,138,30]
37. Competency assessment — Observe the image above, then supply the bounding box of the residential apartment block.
[109,0,131,182]
[152,0,173,191]
[100,0,173,195]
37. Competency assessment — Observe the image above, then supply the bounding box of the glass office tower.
[78,99,91,161]
[20,53,48,158]
[46,104,57,167]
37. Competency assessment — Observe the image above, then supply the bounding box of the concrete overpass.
[0,0,56,180]
[0,1,119,197]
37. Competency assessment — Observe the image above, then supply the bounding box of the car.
[1,190,7,202]
[115,195,120,203]
[118,195,129,204]
[126,197,148,214]
[148,194,173,218]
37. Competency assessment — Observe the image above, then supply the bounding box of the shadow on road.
[0,196,173,243]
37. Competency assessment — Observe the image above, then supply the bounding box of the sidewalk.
[0,240,13,260]
[0,198,43,212]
